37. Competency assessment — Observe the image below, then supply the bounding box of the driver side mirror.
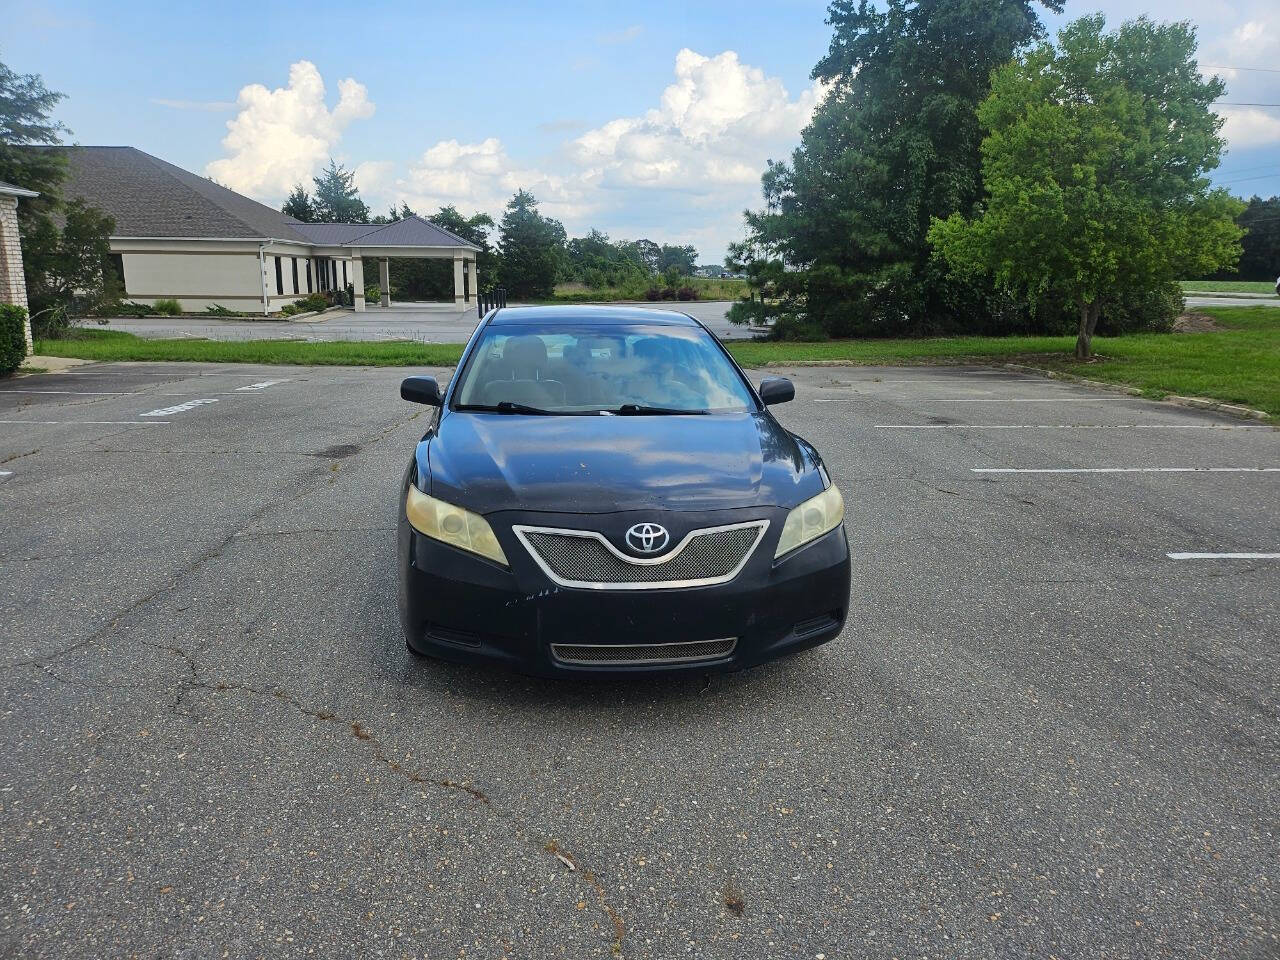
[401,376,442,406]
[758,376,795,406]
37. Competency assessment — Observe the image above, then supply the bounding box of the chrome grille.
[513,520,767,590]
[551,638,737,665]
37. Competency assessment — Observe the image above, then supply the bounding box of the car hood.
[421,410,823,514]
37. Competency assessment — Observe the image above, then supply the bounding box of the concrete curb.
[999,362,1272,422]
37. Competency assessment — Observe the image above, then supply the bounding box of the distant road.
[1184,294,1277,309]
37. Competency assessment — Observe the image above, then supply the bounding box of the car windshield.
[451,323,757,414]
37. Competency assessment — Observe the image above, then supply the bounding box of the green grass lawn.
[34,330,465,367]
[32,306,1279,417]
[1179,279,1277,295]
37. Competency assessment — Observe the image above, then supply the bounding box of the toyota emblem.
[625,522,670,554]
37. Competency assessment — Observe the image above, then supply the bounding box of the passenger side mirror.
[758,376,795,406]
[401,376,442,406]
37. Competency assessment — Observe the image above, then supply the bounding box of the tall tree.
[657,243,698,275]
[730,0,1060,338]
[281,184,316,222]
[1222,197,1280,282]
[929,15,1243,359]
[0,58,69,226]
[0,57,115,335]
[311,159,369,222]
[497,190,565,298]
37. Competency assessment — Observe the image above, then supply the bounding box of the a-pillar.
[379,258,391,307]
[350,252,366,312]
[453,255,466,306]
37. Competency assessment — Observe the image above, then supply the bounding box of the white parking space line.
[139,399,219,418]
[972,467,1280,474]
[816,397,1127,403]
[0,419,170,425]
[0,469,11,476]
[1167,552,1280,560]
[877,424,1268,430]
[235,379,290,392]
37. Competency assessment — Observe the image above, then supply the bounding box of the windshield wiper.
[456,401,555,415]
[613,404,707,416]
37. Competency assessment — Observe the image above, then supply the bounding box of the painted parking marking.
[0,419,170,425]
[235,379,290,392]
[876,424,1269,430]
[972,467,1280,474]
[1167,552,1280,560]
[0,469,11,476]
[816,397,1126,403]
[139,398,219,418]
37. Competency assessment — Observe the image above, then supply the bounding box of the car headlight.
[405,485,508,566]
[775,484,844,559]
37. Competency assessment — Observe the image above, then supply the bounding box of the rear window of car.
[450,323,757,414]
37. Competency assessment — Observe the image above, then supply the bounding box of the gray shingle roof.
[45,147,479,251]
[52,146,312,241]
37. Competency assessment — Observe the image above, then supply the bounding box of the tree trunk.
[1075,300,1102,361]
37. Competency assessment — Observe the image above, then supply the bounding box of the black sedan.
[397,305,850,675]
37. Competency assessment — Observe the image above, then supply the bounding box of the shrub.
[676,286,698,301]
[660,287,677,300]
[295,293,328,312]
[153,298,182,315]
[644,288,662,301]
[205,304,235,316]
[119,301,156,317]
[0,304,27,374]
[365,285,382,303]
[280,303,300,317]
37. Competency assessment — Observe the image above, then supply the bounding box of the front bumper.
[397,503,851,677]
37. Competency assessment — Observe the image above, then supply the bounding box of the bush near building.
[0,304,27,374]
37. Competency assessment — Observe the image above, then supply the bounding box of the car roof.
[486,305,698,327]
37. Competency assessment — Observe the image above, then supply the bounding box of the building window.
[105,253,126,296]
[305,259,312,293]
[274,257,283,296]
[342,261,348,287]
[291,257,299,294]
[330,260,337,290]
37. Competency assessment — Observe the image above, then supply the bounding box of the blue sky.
[3,0,1278,262]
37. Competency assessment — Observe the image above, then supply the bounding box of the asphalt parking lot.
[1,361,1276,958]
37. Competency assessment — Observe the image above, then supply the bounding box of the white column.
[0,197,33,353]
[379,258,391,307]
[468,257,478,303]
[351,251,366,312]
[453,255,465,306]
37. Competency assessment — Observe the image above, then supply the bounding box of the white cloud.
[1219,107,1280,148]
[396,137,592,221]
[572,49,822,191]
[599,24,643,45]
[205,61,374,202]
[353,48,822,257]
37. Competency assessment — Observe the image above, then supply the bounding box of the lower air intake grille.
[551,637,737,666]
[515,521,767,589]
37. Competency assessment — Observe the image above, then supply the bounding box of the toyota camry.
[396,305,850,675]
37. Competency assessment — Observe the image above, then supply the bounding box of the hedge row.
[0,304,27,375]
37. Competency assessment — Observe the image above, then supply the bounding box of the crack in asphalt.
[545,841,625,956]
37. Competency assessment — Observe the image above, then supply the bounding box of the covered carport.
[290,215,480,312]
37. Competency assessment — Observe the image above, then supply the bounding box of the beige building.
[53,147,480,315]
[0,179,38,352]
